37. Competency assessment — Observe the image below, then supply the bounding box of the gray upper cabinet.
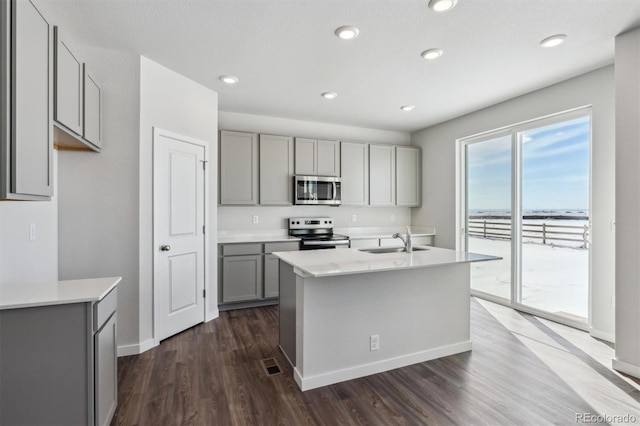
[294,137,316,175]
[83,65,102,149]
[295,138,339,176]
[260,134,293,205]
[0,0,54,200]
[52,26,102,152]
[396,146,421,207]
[220,130,259,205]
[369,144,396,206]
[341,141,369,205]
[54,26,83,135]
[317,139,340,176]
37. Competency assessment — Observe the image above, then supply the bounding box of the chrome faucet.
[393,226,412,253]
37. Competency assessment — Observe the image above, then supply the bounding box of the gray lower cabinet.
[1,0,54,200]
[221,254,262,303]
[264,253,280,298]
[0,288,118,426]
[219,241,298,309]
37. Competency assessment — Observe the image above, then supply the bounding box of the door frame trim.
[152,126,209,346]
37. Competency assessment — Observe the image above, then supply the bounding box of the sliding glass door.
[461,109,591,326]
[465,133,512,301]
[519,115,590,322]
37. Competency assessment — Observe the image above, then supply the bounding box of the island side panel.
[279,260,297,366]
[296,263,471,390]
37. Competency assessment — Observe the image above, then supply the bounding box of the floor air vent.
[260,358,282,376]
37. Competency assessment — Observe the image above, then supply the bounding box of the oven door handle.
[303,240,350,247]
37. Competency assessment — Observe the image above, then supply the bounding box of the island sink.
[359,246,430,254]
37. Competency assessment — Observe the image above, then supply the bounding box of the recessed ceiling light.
[421,48,444,60]
[428,0,458,12]
[219,75,239,84]
[400,105,415,111]
[321,91,338,99]
[335,26,360,40]
[539,34,567,48]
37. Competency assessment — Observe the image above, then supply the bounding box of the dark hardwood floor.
[112,299,621,425]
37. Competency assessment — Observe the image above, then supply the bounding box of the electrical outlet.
[390,214,395,222]
[252,215,259,224]
[29,224,36,241]
[370,334,379,351]
[351,214,357,222]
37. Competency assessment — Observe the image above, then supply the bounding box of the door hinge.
[203,289,206,298]
[203,225,206,234]
[201,160,208,170]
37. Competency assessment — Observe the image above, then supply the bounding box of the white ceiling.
[48,0,640,133]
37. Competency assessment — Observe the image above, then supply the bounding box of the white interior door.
[153,128,206,342]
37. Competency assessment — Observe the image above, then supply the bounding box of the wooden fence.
[467,220,589,248]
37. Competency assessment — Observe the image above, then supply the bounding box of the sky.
[466,115,590,212]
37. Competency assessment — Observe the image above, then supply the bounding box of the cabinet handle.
[160,244,171,252]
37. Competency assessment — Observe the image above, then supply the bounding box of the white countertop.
[338,226,436,240]
[274,246,499,278]
[217,226,435,244]
[217,230,300,244]
[0,276,122,310]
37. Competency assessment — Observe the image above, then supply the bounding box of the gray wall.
[56,46,141,349]
[614,28,640,377]
[411,66,616,341]
[218,111,412,231]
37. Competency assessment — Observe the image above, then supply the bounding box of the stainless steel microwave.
[293,175,341,205]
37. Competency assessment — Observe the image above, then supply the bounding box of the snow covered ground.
[469,236,588,321]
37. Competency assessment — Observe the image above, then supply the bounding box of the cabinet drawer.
[222,243,262,256]
[264,242,299,253]
[94,288,117,331]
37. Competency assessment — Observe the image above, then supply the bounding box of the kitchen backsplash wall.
[218,206,411,231]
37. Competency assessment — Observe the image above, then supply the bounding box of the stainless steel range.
[288,217,350,250]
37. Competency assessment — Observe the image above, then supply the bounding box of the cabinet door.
[220,131,258,205]
[264,253,280,298]
[317,139,340,176]
[260,134,293,205]
[54,26,82,135]
[3,0,53,199]
[396,146,421,206]
[369,144,396,206]
[83,65,102,148]
[340,142,369,205]
[221,255,262,303]
[95,312,117,426]
[294,137,316,175]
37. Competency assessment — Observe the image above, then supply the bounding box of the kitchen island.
[274,246,499,391]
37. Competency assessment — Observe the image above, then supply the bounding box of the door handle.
[160,244,171,252]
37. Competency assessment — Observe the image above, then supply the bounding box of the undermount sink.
[358,246,430,254]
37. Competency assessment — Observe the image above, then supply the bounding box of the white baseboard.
[117,338,157,357]
[589,327,615,343]
[612,358,640,379]
[294,341,472,391]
